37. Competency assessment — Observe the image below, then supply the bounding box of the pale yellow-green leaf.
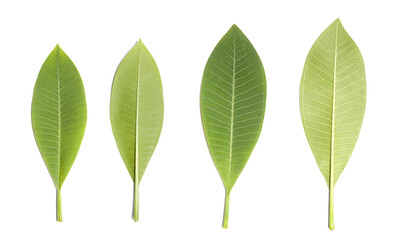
[300,19,366,229]
[110,40,163,221]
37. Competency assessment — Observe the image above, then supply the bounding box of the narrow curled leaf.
[110,40,163,221]
[32,45,87,221]
[200,24,266,228]
[300,19,366,229]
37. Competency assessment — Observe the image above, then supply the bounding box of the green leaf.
[300,19,366,230]
[31,45,87,222]
[200,24,266,228]
[110,40,164,222]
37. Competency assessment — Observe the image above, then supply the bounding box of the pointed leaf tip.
[230,24,239,31]
[136,39,146,49]
[333,18,342,26]
[54,44,63,54]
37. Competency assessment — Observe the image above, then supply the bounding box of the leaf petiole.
[222,191,230,229]
[56,189,62,222]
[329,187,334,230]
[133,181,139,222]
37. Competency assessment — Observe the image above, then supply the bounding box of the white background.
[0,0,394,239]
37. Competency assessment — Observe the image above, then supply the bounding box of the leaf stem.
[329,186,334,230]
[133,180,139,222]
[222,191,230,229]
[56,189,63,222]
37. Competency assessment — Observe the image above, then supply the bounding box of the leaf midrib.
[134,43,141,184]
[228,29,236,190]
[329,21,339,188]
[56,47,62,189]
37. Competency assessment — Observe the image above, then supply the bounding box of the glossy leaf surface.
[110,40,164,221]
[32,45,87,221]
[201,24,266,228]
[300,19,366,229]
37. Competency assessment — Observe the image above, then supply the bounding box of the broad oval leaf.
[110,40,164,221]
[32,45,87,222]
[300,19,366,229]
[200,24,266,228]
